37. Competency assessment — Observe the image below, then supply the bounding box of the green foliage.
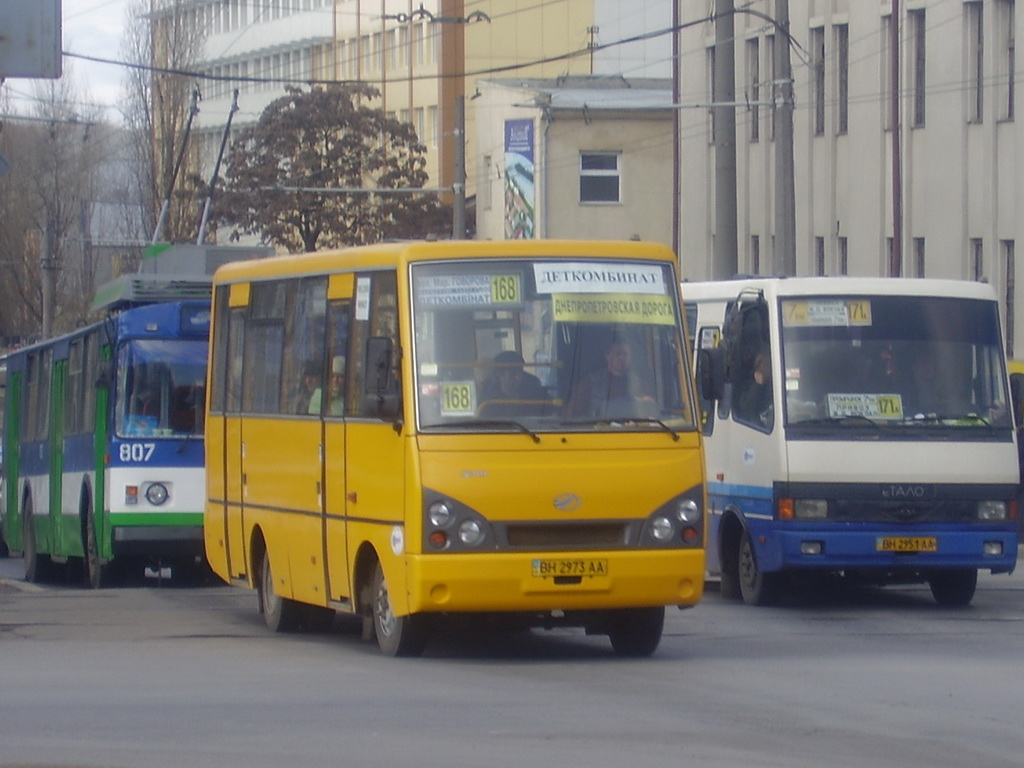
[216,85,446,252]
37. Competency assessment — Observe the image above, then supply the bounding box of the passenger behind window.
[735,347,774,429]
[480,350,547,402]
[293,359,321,414]
[566,335,656,420]
[309,355,345,416]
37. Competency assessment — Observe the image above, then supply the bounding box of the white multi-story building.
[678,0,1024,356]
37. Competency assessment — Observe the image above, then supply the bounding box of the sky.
[4,0,133,123]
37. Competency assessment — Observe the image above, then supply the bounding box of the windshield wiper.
[422,419,540,443]
[792,414,880,428]
[905,412,995,427]
[561,417,680,440]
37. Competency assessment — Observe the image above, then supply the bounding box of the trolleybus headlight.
[458,519,485,547]
[676,499,701,524]
[651,515,675,541]
[428,501,453,527]
[145,482,169,506]
[976,501,1007,521]
[794,499,828,520]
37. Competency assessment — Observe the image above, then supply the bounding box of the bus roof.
[681,276,998,303]
[211,240,679,284]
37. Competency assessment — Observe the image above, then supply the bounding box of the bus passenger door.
[322,286,353,605]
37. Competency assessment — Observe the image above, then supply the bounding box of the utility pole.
[41,223,57,338]
[453,95,466,239]
[713,0,738,279]
[773,0,797,275]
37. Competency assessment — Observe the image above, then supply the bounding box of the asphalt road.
[1,554,1022,768]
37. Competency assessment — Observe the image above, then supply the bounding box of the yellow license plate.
[876,537,937,552]
[531,558,609,578]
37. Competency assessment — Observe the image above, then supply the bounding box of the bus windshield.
[412,258,694,432]
[781,295,1011,429]
[116,339,208,438]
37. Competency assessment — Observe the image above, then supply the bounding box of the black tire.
[83,504,107,589]
[928,568,977,607]
[371,561,428,657]
[259,549,305,632]
[23,497,53,584]
[738,529,783,606]
[607,606,665,657]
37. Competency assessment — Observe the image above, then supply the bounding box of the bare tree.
[121,0,206,245]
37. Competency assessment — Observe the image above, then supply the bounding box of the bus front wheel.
[928,568,977,607]
[259,549,304,632]
[83,506,107,589]
[738,530,782,606]
[371,561,428,657]
[607,606,665,657]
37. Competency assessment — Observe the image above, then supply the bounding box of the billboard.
[503,119,535,239]
[0,1,62,79]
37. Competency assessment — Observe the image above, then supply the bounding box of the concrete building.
[677,0,1024,356]
[149,0,674,240]
[474,76,674,246]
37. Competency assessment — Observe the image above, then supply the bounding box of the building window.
[910,9,926,127]
[751,234,761,274]
[914,237,926,277]
[971,238,984,280]
[1005,240,1016,356]
[766,33,776,142]
[882,15,894,131]
[707,46,716,143]
[811,27,825,135]
[838,236,848,275]
[815,236,826,275]
[967,1,984,123]
[998,0,1016,121]
[836,24,849,134]
[747,38,760,142]
[579,152,621,204]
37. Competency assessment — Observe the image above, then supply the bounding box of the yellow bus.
[204,240,705,656]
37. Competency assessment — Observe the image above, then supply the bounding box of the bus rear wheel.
[23,498,53,584]
[371,561,428,657]
[259,549,304,632]
[607,606,665,657]
[738,530,782,606]
[928,568,977,607]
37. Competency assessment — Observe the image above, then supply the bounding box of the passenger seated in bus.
[292,359,321,414]
[124,386,161,435]
[309,355,345,416]
[566,335,656,420]
[479,350,547,416]
[735,348,774,429]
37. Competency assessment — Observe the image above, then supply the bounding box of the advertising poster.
[504,119,535,239]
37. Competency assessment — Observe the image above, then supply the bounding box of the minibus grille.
[504,522,629,548]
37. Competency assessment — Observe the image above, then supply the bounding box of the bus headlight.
[676,499,701,525]
[144,483,169,506]
[977,501,1007,521]
[428,501,452,527]
[458,519,485,547]
[794,499,828,519]
[650,515,675,541]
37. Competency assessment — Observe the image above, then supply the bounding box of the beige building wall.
[463,1,595,201]
[678,0,1024,355]
[475,79,673,246]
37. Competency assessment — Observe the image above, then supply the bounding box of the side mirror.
[1010,372,1024,429]
[697,347,726,402]
[364,336,402,421]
